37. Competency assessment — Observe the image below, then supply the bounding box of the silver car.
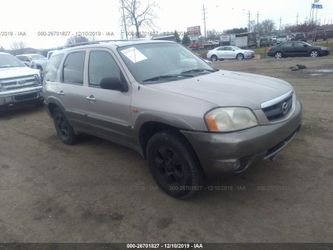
[207,46,255,61]
[43,40,302,199]
[16,53,48,73]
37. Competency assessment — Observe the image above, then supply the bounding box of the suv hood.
[0,67,40,79]
[150,70,292,110]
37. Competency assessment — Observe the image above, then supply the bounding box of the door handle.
[86,95,96,102]
[57,90,65,96]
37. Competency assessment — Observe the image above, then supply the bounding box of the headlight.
[34,74,41,84]
[205,107,258,132]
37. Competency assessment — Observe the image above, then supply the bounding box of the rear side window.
[88,50,122,87]
[63,51,85,84]
[45,54,64,82]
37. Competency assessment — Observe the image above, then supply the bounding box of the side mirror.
[303,44,308,47]
[100,77,128,92]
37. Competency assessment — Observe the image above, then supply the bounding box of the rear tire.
[146,131,203,199]
[274,52,283,59]
[52,107,77,145]
[211,55,218,62]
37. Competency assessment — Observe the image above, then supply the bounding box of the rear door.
[84,49,132,146]
[281,42,294,57]
[57,50,91,130]
[215,47,227,59]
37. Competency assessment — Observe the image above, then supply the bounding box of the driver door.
[84,49,133,147]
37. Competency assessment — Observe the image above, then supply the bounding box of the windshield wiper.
[181,68,218,75]
[143,74,194,83]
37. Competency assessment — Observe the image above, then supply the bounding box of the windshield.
[302,42,312,47]
[118,43,216,84]
[0,54,26,68]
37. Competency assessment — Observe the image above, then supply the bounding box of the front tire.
[52,107,77,145]
[146,131,203,199]
[236,53,244,60]
[310,50,319,58]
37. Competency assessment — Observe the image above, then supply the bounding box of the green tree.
[182,33,191,46]
[174,30,181,43]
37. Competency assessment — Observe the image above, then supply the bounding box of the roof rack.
[63,39,130,48]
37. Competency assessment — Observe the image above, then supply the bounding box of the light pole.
[121,0,128,40]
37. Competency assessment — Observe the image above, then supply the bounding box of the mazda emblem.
[281,102,289,114]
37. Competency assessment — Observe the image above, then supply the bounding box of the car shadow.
[0,105,45,120]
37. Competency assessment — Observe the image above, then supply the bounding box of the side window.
[217,47,225,51]
[294,42,304,48]
[225,47,233,51]
[63,51,85,84]
[88,50,122,87]
[282,42,293,48]
[45,54,64,82]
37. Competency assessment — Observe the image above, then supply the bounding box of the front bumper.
[0,86,43,108]
[182,100,302,176]
[245,53,255,59]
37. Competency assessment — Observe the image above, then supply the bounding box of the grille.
[263,95,293,121]
[14,93,38,101]
[0,75,40,91]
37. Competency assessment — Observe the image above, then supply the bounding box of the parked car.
[16,53,48,73]
[207,46,255,61]
[44,40,302,199]
[258,37,273,47]
[276,35,288,44]
[290,33,307,42]
[267,41,330,58]
[47,50,57,59]
[0,52,44,109]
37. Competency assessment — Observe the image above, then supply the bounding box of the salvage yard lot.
[0,56,332,242]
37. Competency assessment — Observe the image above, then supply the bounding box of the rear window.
[45,54,64,82]
[62,52,85,84]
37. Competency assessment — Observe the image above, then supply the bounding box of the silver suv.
[43,40,302,199]
[0,52,43,109]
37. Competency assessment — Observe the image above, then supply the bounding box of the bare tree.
[10,41,26,50]
[122,0,157,38]
[66,35,89,46]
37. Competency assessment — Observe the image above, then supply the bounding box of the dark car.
[267,41,329,59]
[291,33,307,42]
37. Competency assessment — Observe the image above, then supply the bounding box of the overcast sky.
[0,0,332,49]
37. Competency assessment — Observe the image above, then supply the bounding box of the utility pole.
[296,13,299,25]
[202,4,207,38]
[121,0,128,40]
[279,17,282,30]
[256,11,260,26]
[248,11,251,32]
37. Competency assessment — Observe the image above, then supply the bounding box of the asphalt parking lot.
[0,56,332,243]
